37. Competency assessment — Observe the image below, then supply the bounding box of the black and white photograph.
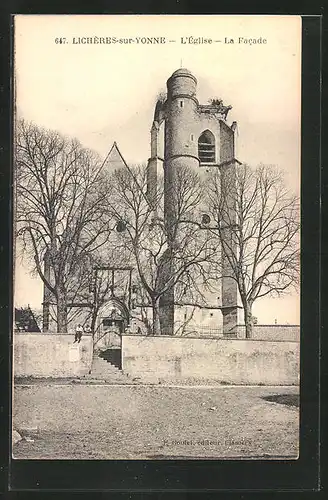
[12,14,301,460]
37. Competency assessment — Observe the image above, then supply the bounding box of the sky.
[14,15,301,324]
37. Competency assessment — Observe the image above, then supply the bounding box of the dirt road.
[13,384,299,460]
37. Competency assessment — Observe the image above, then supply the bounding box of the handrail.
[93,324,122,346]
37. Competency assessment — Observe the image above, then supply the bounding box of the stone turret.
[147,68,243,335]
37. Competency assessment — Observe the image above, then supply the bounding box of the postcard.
[12,14,301,460]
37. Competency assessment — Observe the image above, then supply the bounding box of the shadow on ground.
[262,393,299,408]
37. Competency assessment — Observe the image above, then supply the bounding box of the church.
[43,68,244,340]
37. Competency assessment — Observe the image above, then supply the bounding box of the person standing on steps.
[74,323,83,343]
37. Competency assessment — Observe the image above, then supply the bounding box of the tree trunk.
[159,291,174,335]
[42,252,51,332]
[90,308,98,338]
[244,302,253,339]
[56,287,68,333]
[152,299,161,336]
[157,248,174,335]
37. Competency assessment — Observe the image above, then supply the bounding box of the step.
[92,357,120,369]
[90,366,121,375]
[88,357,124,379]
[96,349,121,369]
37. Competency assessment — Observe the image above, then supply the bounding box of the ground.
[13,383,299,460]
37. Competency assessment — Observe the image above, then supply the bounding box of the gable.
[103,142,127,172]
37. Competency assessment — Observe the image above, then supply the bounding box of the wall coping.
[122,334,300,344]
[14,332,93,336]
[237,324,300,328]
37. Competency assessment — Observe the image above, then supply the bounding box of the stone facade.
[147,68,242,334]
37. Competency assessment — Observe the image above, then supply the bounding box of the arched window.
[198,130,216,163]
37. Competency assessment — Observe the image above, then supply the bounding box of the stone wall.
[122,335,299,385]
[220,120,235,162]
[14,333,93,378]
[236,325,300,342]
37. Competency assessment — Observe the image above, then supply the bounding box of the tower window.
[198,130,215,163]
[191,134,194,141]
[180,100,184,108]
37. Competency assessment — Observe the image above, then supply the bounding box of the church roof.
[103,142,127,172]
[169,68,197,84]
[171,68,193,77]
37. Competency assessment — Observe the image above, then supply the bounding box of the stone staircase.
[98,348,121,369]
[83,349,133,384]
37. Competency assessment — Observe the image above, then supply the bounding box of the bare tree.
[207,163,300,338]
[15,119,113,332]
[107,164,217,335]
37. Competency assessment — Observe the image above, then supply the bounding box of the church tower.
[148,68,243,335]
